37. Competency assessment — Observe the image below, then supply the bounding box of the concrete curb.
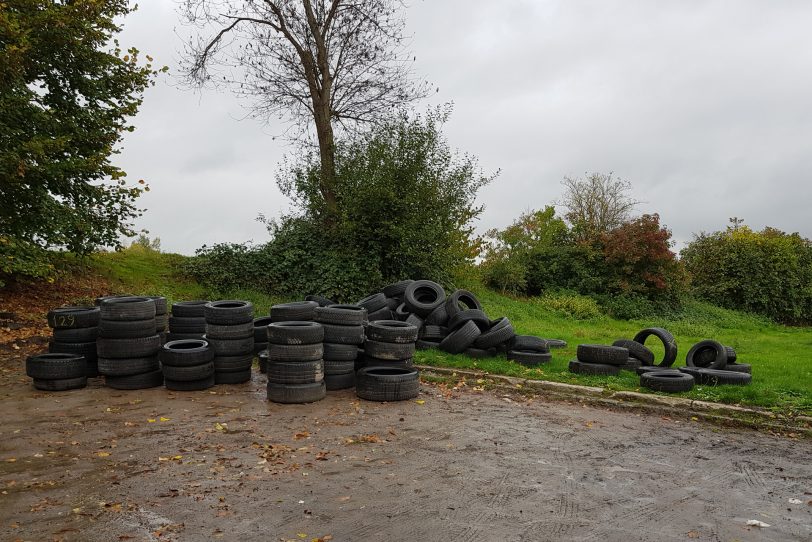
[417,365,811,436]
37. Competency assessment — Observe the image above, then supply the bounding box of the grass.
[79,248,812,416]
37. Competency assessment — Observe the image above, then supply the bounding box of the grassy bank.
[76,248,812,416]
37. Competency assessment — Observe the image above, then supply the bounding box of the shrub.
[525,245,607,296]
[540,291,603,320]
[681,224,812,323]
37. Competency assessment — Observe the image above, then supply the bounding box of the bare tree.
[560,172,640,242]
[180,0,428,216]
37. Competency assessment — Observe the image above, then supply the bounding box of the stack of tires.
[97,297,163,390]
[25,353,89,391]
[266,321,326,403]
[46,306,100,377]
[160,339,216,391]
[204,301,254,385]
[315,304,367,374]
[167,301,209,341]
[568,344,629,376]
[504,335,551,366]
[362,321,418,373]
[678,340,752,386]
[149,296,168,343]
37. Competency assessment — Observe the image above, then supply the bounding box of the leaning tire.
[612,339,655,366]
[439,320,481,354]
[356,367,420,401]
[404,280,446,317]
[686,340,728,370]
[568,359,620,376]
[105,369,163,390]
[576,344,628,366]
[444,290,482,320]
[26,353,86,380]
[382,280,414,299]
[356,293,388,314]
[267,381,326,403]
[640,371,695,392]
[633,327,678,367]
[33,376,88,391]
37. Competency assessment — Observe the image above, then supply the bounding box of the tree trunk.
[313,103,337,220]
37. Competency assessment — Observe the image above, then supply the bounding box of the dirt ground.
[0,364,810,542]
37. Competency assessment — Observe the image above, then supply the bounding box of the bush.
[540,291,603,320]
[525,245,607,296]
[681,224,812,323]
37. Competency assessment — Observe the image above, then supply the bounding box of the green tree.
[0,0,161,285]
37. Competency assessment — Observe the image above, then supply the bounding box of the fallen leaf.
[746,520,770,528]
[297,534,307,539]
[687,531,700,538]
[214,422,228,432]
[147,419,156,423]
[5,458,16,463]
[96,452,110,458]
[293,431,310,440]
[414,400,425,405]
[160,417,170,422]
[789,498,802,504]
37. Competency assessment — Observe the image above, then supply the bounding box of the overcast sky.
[117,0,812,255]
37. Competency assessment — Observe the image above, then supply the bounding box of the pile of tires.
[46,306,100,377]
[362,321,418,374]
[356,292,394,322]
[25,353,88,391]
[149,296,168,343]
[356,366,420,402]
[568,344,630,376]
[167,300,208,341]
[678,340,752,385]
[204,301,254,385]
[266,321,326,403]
[96,297,163,390]
[613,327,678,368]
[315,304,366,376]
[160,339,216,391]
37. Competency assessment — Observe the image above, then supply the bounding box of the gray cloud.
[117,0,812,254]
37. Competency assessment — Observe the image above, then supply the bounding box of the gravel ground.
[0,368,810,542]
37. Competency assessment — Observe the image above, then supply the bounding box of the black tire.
[544,338,568,349]
[356,366,420,402]
[324,359,355,374]
[416,339,440,350]
[633,327,678,367]
[315,305,367,326]
[620,358,642,371]
[641,371,695,392]
[686,340,728,370]
[48,340,98,362]
[168,316,207,333]
[723,363,751,374]
[204,300,254,325]
[424,303,449,326]
[215,369,252,385]
[508,350,552,366]
[267,321,325,345]
[165,374,215,391]
[474,317,515,349]
[439,320,481,354]
[447,309,490,332]
[258,351,268,373]
[568,359,620,376]
[47,306,100,329]
[51,327,98,345]
[270,301,318,322]
[367,307,393,321]
[612,339,655,366]
[724,346,737,363]
[155,314,168,332]
[106,369,163,390]
[323,342,359,361]
[444,289,482,320]
[357,358,415,371]
[421,325,448,341]
[254,341,268,355]
[404,280,446,317]
[159,339,214,366]
[678,367,751,386]
[357,293,387,313]
[205,336,254,357]
[253,317,273,342]
[364,340,415,361]
[463,347,494,359]
[636,366,682,376]
[321,323,365,345]
[404,313,424,331]
[267,360,324,384]
[205,321,254,340]
[33,377,88,391]
[161,361,215,382]
[385,297,400,311]
[95,294,133,306]
[99,297,156,321]
[576,344,628,366]
[509,335,550,353]
[146,296,168,315]
[171,301,209,318]
[165,332,205,341]
[382,280,414,299]
[267,381,326,403]
[325,372,355,390]
[98,356,159,377]
[97,335,161,359]
[366,321,419,344]
[26,353,86,380]
[98,318,155,339]
[394,303,411,321]
[305,294,335,307]
[267,343,324,362]
[214,355,253,373]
